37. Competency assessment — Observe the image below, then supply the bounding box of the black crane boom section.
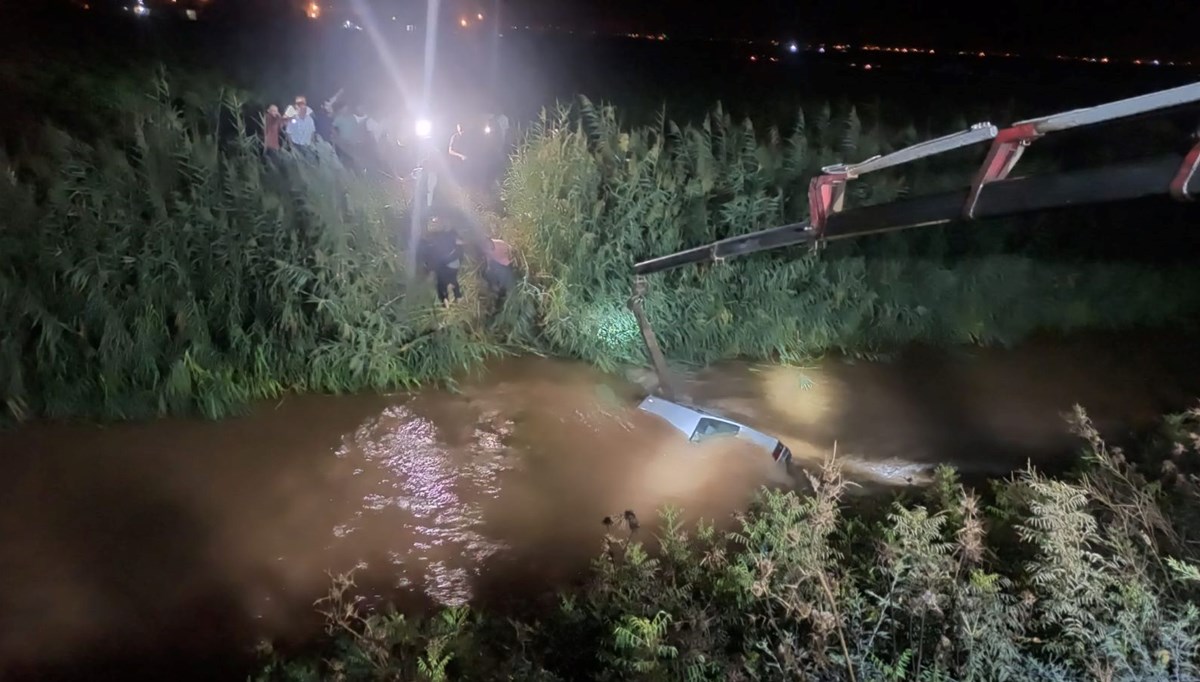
[634,152,1197,276]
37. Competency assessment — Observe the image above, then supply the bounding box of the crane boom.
[627,82,1200,399]
[634,82,1200,277]
[634,152,1195,276]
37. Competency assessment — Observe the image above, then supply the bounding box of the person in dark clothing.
[318,88,343,141]
[422,223,463,305]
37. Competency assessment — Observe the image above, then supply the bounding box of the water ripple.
[330,401,510,605]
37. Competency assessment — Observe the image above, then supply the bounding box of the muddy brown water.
[1,330,1199,679]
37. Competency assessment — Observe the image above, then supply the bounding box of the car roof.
[638,395,703,434]
[639,395,723,419]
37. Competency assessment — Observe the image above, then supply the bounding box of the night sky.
[21,0,1200,62]
[502,0,1199,57]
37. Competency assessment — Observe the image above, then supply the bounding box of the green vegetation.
[3,76,1200,423]
[3,46,1200,682]
[0,82,499,421]
[500,99,1200,369]
[255,406,1200,681]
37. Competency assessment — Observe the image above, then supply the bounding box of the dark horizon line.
[24,0,1200,63]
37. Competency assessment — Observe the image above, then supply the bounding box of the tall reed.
[3,81,1198,423]
[0,80,499,422]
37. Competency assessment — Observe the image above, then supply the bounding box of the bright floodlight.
[484,124,492,135]
[415,118,433,139]
[788,42,798,53]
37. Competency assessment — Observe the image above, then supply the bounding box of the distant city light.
[788,42,798,53]
[132,1,149,16]
[306,1,319,19]
[476,12,484,20]
[459,17,468,27]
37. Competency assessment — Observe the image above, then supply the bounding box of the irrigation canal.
[2,329,1199,679]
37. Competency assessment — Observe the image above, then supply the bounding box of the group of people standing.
[262,90,389,173]
[260,90,516,310]
[262,95,316,158]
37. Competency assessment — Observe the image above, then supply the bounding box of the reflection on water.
[1,331,1198,677]
[333,403,509,605]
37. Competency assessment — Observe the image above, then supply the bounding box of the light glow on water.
[4,333,1199,671]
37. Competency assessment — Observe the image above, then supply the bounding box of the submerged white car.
[637,396,793,466]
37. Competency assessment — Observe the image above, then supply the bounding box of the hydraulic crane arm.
[628,82,1200,399]
[634,152,1197,275]
[634,82,1200,277]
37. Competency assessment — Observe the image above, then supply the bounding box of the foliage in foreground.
[500,99,1200,369]
[257,407,1200,681]
[0,82,499,422]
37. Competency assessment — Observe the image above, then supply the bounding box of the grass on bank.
[254,406,1200,681]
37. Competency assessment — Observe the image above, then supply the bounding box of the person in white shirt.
[284,96,317,152]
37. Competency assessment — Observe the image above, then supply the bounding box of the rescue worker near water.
[422,218,463,305]
[483,235,514,300]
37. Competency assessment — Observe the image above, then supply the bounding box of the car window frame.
[689,417,741,443]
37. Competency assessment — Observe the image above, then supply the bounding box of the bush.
[256,406,1200,681]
